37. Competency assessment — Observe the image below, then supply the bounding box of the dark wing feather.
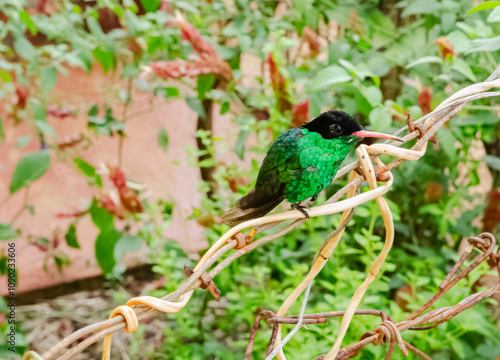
[221,185,284,226]
[223,129,305,226]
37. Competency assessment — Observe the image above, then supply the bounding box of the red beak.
[352,130,404,142]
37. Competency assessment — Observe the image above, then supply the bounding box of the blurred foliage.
[1,0,500,358]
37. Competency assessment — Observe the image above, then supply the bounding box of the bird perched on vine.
[222,111,402,226]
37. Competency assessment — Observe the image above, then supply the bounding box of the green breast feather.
[256,128,356,204]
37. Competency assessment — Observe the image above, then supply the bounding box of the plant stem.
[11,186,30,225]
[197,291,209,344]
[197,98,217,198]
[118,78,133,168]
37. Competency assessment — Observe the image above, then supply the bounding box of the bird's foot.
[291,203,310,219]
[310,194,318,202]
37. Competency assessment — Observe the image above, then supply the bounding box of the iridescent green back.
[256,128,356,204]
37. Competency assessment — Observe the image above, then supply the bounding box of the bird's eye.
[332,124,342,133]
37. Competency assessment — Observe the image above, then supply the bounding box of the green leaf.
[436,127,456,160]
[186,96,205,118]
[405,56,443,69]
[484,155,500,170]
[34,103,47,122]
[307,65,352,92]
[165,87,180,97]
[74,157,102,187]
[10,150,51,194]
[88,104,98,117]
[235,129,250,160]
[220,102,230,115]
[0,71,12,83]
[87,16,104,37]
[65,224,80,249]
[41,67,58,94]
[158,126,169,152]
[74,157,95,176]
[441,13,456,33]
[19,11,37,34]
[35,121,57,137]
[14,36,37,61]
[93,46,116,73]
[95,228,121,274]
[402,0,443,16]
[114,234,143,262]
[451,58,477,81]
[369,107,392,132]
[175,1,200,14]
[90,198,114,230]
[124,10,139,36]
[16,135,31,148]
[197,74,215,99]
[360,86,383,107]
[0,224,20,241]
[467,1,500,15]
[448,30,472,54]
[54,252,71,272]
[121,64,140,79]
[198,158,216,167]
[154,87,180,98]
[468,35,500,53]
[418,204,442,216]
[140,0,162,12]
[487,6,500,21]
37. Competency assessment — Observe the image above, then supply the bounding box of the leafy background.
[1,0,500,359]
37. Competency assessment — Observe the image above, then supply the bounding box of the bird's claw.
[291,203,311,219]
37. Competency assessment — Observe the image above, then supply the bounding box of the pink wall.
[0,65,242,294]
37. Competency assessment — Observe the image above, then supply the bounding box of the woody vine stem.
[23,64,500,360]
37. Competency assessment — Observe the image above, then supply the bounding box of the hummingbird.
[222,111,403,226]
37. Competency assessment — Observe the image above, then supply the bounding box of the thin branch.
[11,186,30,225]
[265,281,312,360]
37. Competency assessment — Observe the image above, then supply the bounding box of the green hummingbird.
[222,111,402,226]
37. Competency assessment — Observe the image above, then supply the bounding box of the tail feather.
[222,188,284,226]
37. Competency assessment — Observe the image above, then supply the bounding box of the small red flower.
[119,187,144,214]
[291,100,310,127]
[55,208,87,218]
[98,194,126,219]
[47,104,75,119]
[267,54,286,93]
[418,87,432,115]
[150,57,232,83]
[267,54,292,112]
[108,167,144,214]
[177,16,217,57]
[109,166,127,189]
[149,15,233,85]
[36,0,51,15]
[435,37,454,59]
[159,1,170,13]
[12,84,29,109]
